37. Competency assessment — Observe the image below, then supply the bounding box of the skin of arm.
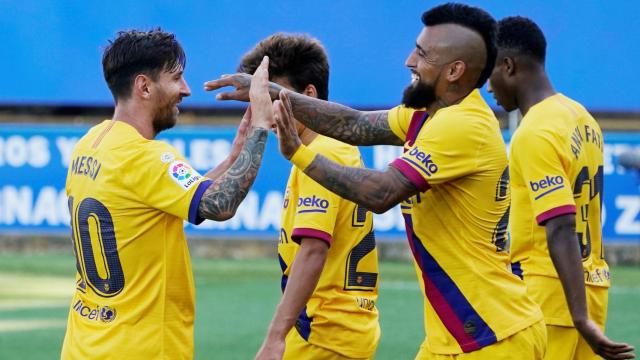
[272,90,418,214]
[198,56,274,222]
[203,106,252,181]
[545,214,635,360]
[197,126,268,221]
[204,74,403,146]
[255,238,328,360]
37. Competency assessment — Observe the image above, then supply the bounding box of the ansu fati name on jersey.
[570,124,603,159]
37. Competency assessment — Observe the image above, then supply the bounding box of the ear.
[503,57,516,77]
[446,60,466,82]
[303,84,318,99]
[133,74,152,99]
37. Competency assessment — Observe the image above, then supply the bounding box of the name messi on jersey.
[70,155,102,181]
[407,148,439,176]
[570,125,602,159]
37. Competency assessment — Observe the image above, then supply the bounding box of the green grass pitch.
[0,254,638,359]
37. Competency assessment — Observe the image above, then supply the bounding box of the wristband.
[290,144,317,171]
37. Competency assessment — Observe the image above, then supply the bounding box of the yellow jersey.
[278,135,380,358]
[387,90,543,354]
[509,93,609,327]
[61,120,212,359]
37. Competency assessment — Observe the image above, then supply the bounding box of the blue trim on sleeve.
[188,179,213,225]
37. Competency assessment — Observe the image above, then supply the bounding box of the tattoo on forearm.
[198,127,268,220]
[289,94,403,146]
[303,155,416,213]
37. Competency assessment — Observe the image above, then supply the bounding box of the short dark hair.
[102,28,186,101]
[422,3,497,88]
[497,16,547,63]
[238,33,329,100]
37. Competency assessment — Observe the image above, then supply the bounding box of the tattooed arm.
[305,156,417,214]
[273,90,418,214]
[204,73,403,146]
[286,94,403,146]
[198,56,274,221]
[197,127,268,221]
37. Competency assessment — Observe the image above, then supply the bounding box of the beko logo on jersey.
[406,148,438,176]
[72,299,117,323]
[168,160,202,190]
[529,175,564,191]
[530,175,565,200]
[297,195,329,214]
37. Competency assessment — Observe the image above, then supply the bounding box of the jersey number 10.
[68,197,125,297]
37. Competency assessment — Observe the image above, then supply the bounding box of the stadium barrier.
[0,124,638,261]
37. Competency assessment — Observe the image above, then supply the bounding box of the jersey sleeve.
[130,142,213,225]
[389,112,481,191]
[512,129,576,224]
[387,105,415,142]
[290,171,341,247]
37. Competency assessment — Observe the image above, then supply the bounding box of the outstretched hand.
[204,70,282,103]
[248,56,274,130]
[273,90,302,160]
[204,73,253,102]
[576,319,635,359]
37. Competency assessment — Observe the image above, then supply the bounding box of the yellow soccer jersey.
[509,93,609,327]
[61,120,212,360]
[278,135,380,359]
[387,90,542,355]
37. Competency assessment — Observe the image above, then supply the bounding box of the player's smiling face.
[487,51,518,112]
[402,27,443,109]
[151,66,191,134]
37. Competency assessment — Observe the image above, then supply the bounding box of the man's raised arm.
[204,73,403,146]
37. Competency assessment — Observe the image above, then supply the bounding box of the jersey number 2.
[344,205,378,291]
[69,197,125,297]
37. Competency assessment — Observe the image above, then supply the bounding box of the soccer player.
[487,17,635,360]
[237,34,379,360]
[61,29,274,359]
[208,4,546,359]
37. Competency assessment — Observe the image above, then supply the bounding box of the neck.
[427,87,472,115]
[299,126,318,146]
[517,71,556,115]
[112,101,155,139]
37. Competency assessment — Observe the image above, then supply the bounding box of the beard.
[401,80,437,109]
[152,97,179,135]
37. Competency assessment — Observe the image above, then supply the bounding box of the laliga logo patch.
[169,160,202,190]
[406,147,438,176]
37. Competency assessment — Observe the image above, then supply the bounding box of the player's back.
[62,120,201,359]
[509,94,609,326]
[278,135,379,358]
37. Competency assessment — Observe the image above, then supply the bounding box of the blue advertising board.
[0,123,638,243]
[1,0,639,111]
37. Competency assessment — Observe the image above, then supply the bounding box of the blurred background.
[0,1,638,359]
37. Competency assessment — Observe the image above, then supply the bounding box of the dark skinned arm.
[546,214,635,360]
